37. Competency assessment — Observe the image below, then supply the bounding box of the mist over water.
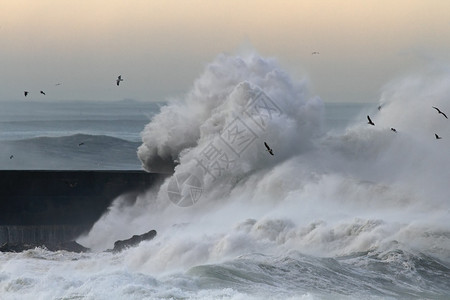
[3,53,450,299]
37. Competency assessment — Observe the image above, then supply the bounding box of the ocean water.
[1,53,449,299]
[0,100,161,170]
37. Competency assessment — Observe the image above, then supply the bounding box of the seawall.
[0,170,166,245]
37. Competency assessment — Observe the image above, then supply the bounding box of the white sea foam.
[5,52,449,299]
[80,53,450,269]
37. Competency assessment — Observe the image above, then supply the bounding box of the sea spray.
[81,52,324,250]
[137,53,323,174]
[74,54,450,298]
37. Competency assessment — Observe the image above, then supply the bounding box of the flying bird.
[116,75,123,86]
[435,133,442,139]
[24,91,28,97]
[264,142,274,156]
[40,90,46,95]
[367,115,375,126]
[78,142,85,146]
[9,155,14,159]
[55,83,62,86]
[432,106,448,119]
[391,128,397,133]
[311,51,320,55]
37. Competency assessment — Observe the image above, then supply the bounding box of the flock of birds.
[20,54,320,159]
[23,90,46,97]
[264,104,448,158]
[23,75,124,99]
[23,73,275,159]
[9,75,125,160]
[367,105,447,139]
[19,72,445,161]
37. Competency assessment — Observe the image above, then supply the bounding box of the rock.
[112,229,157,253]
[49,241,90,253]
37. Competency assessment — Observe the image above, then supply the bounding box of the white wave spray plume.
[79,54,449,277]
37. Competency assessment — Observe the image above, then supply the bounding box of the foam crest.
[137,53,323,176]
[81,56,450,272]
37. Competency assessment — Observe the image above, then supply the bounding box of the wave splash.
[80,53,450,293]
[137,53,323,175]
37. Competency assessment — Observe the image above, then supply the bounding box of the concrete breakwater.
[0,170,166,245]
[0,225,84,245]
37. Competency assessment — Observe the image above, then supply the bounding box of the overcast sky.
[2,0,450,103]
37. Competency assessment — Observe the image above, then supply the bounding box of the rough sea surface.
[1,53,449,299]
[0,100,160,170]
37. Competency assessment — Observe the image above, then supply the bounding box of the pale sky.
[1,0,450,103]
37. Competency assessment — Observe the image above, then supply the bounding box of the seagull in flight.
[435,133,442,139]
[116,75,123,86]
[367,115,375,126]
[264,142,274,156]
[432,106,448,119]
[391,128,397,133]
[40,90,46,95]
[24,91,28,97]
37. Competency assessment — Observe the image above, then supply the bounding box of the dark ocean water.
[0,100,161,170]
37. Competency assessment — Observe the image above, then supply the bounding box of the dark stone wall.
[0,225,85,245]
[0,170,166,244]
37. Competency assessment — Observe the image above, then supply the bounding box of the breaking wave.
[68,53,450,298]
